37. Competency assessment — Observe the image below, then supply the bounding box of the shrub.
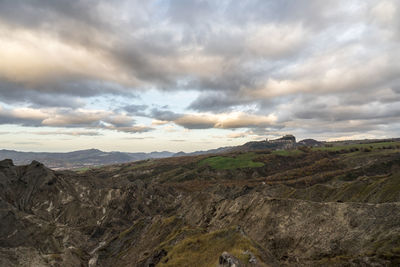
[298,146,311,153]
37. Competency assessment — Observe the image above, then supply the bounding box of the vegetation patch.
[74,165,102,173]
[272,149,304,156]
[199,153,264,170]
[314,141,400,153]
[125,160,154,170]
[158,227,261,267]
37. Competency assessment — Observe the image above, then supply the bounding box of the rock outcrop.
[219,252,242,267]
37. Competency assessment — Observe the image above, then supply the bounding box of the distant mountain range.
[2,136,398,169]
[0,149,175,170]
[0,147,239,169]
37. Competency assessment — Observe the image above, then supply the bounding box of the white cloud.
[174,112,277,129]
[246,23,308,58]
[370,1,397,25]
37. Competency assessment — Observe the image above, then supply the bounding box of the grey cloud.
[302,97,400,122]
[0,117,42,127]
[188,92,253,112]
[1,0,312,95]
[0,1,100,26]
[0,106,153,134]
[34,131,102,136]
[149,108,183,121]
[0,130,101,136]
[0,0,400,139]
[0,0,310,102]
[337,86,400,105]
[290,119,389,135]
[122,136,155,140]
[173,113,278,130]
[104,125,153,133]
[166,0,342,30]
[0,0,111,47]
[41,109,135,128]
[0,110,43,127]
[0,79,135,108]
[174,117,216,129]
[121,104,148,116]
[224,0,344,28]
[186,71,255,92]
[134,106,215,129]
[36,80,135,98]
[167,0,213,25]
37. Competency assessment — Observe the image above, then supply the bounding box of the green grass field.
[74,165,102,173]
[199,153,264,170]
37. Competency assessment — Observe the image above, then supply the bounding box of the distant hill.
[173,146,232,157]
[0,149,174,170]
[2,136,398,169]
[0,135,308,169]
[229,135,320,152]
[297,138,323,147]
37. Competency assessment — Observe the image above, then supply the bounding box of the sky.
[0,0,400,152]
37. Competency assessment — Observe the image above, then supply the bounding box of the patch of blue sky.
[87,89,199,115]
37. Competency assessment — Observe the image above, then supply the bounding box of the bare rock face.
[0,158,14,168]
[219,252,242,267]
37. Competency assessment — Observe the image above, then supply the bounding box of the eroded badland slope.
[1,141,400,266]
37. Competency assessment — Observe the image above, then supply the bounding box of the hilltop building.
[267,135,296,149]
[269,134,296,143]
[240,134,297,151]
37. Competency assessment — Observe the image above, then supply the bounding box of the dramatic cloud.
[0,105,151,134]
[174,112,277,129]
[0,130,102,136]
[0,0,399,148]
